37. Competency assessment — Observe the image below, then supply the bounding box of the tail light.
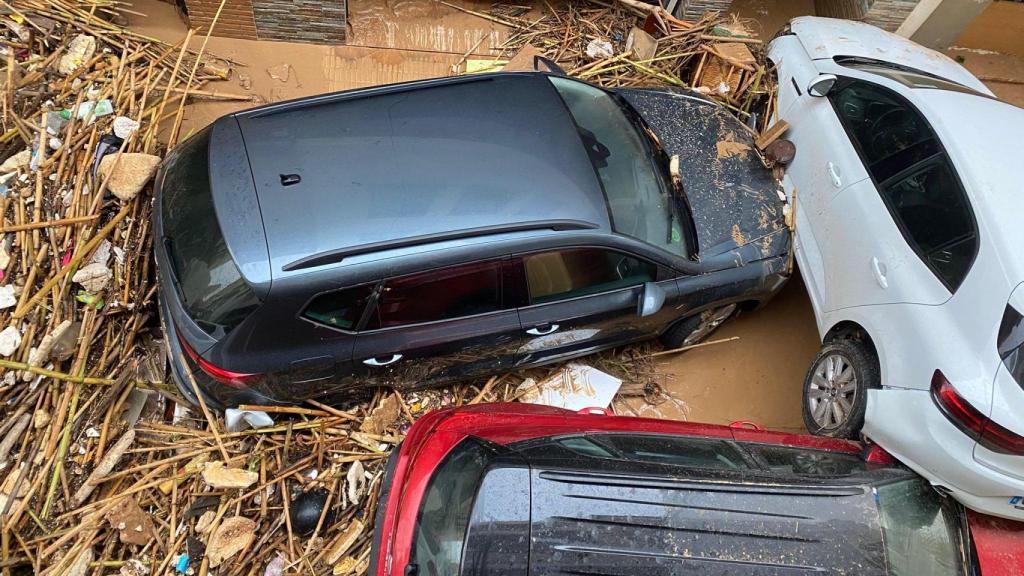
[176,329,258,389]
[931,370,1024,455]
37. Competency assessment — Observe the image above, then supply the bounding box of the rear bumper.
[864,388,1024,522]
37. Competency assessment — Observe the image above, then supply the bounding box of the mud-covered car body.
[370,403,1022,576]
[153,72,789,409]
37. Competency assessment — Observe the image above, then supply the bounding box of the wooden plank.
[755,119,790,150]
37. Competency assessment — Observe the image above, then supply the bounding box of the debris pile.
[487,0,777,131]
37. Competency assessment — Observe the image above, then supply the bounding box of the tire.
[802,338,880,439]
[660,304,738,349]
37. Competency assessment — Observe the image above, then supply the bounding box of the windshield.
[411,438,494,575]
[877,479,966,575]
[160,127,260,339]
[836,58,989,98]
[549,76,689,256]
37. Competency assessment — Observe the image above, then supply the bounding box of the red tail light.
[176,330,258,389]
[931,370,1024,455]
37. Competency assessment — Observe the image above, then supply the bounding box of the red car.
[370,403,1024,576]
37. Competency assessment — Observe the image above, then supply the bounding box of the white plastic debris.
[224,409,274,432]
[0,326,20,357]
[516,363,622,411]
[58,34,97,75]
[0,285,17,309]
[0,149,31,173]
[585,39,614,59]
[90,239,111,266]
[72,262,111,292]
[112,116,140,139]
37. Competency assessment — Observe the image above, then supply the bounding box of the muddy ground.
[128,0,1024,432]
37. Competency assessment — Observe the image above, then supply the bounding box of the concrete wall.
[184,0,346,43]
[897,0,992,48]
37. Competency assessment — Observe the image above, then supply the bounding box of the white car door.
[769,36,870,313]
[812,65,973,309]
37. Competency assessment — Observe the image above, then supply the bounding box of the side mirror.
[807,74,837,97]
[638,282,666,317]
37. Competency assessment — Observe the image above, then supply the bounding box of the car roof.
[789,16,991,94]
[229,73,611,277]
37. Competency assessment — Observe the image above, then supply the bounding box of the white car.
[769,16,1024,521]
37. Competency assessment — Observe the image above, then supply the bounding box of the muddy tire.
[802,339,880,439]
[660,304,738,350]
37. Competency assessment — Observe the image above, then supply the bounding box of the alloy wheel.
[807,353,858,430]
[682,304,737,347]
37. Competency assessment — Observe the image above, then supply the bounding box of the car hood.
[615,87,788,259]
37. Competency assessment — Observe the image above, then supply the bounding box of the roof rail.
[282,219,600,272]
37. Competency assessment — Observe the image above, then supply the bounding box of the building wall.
[814,0,919,31]
[677,0,736,20]
[183,0,346,43]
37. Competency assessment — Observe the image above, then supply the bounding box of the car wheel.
[660,304,738,349]
[802,339,880,439]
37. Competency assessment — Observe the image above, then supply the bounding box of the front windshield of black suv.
[549,76,689,257]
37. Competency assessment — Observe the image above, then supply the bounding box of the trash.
[72,262,112,292]
[239,73,253,90]
[585,39,614,59]
[290,488,330,536]
[207,516,256,568]
[202,461,259,489]
[517,363,623,411]
[346,460,365,505]
[60,98,114,121]
[264,553,287,576]
[112,116,141,139]
[267,63,294,83]
[360,393,400,436]
[97,153,161,201]
[174,554,189,574]
[72,428,135,506]
[203,58,231,79]
[764,139,796,165]
[324,519,364,564]
[195,510,217,534]
[75,290,104,310]
[465,59,508,73]
[224,408,275,432]
[57,34,97,75]
[105,495,156,545]
[0,326,20,357]
[0,285,15,309]
[626,27,658,60]
[0,149,30,173]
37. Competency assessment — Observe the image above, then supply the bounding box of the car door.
[770,37,871,313]
[350,258,523,390]
[822,76,975,308]
[512,247,680,366]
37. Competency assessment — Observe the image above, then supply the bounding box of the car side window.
[522,248,656,305]
[829,78,977,291]
[880,159,976,290]
[829,79,940,183]
[364,259,505,330]
[301,283,375,331]
[748,444,868,477]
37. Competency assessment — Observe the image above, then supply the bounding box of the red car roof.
[967,509,1024,575]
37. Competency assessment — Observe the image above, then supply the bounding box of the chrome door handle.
[826,161,842,188]
[871,257,888,289]
[526,324,559,336]
[363,354,402,367]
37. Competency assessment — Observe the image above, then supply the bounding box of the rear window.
[161,128,259,337]
[301,284,375,331]
[876,478,966,575]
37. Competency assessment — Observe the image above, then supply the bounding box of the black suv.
[154,72,790,409]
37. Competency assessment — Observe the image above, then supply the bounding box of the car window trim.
[511,245,664,308]
[826,75,979,293]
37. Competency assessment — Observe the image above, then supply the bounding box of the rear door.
[510,247,679,366]
[350,258,522,390]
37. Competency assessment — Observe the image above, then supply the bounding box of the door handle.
[871,257,888,289]
[526,324,559,336]
[826,161,842,188]
[362,353,402,367]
